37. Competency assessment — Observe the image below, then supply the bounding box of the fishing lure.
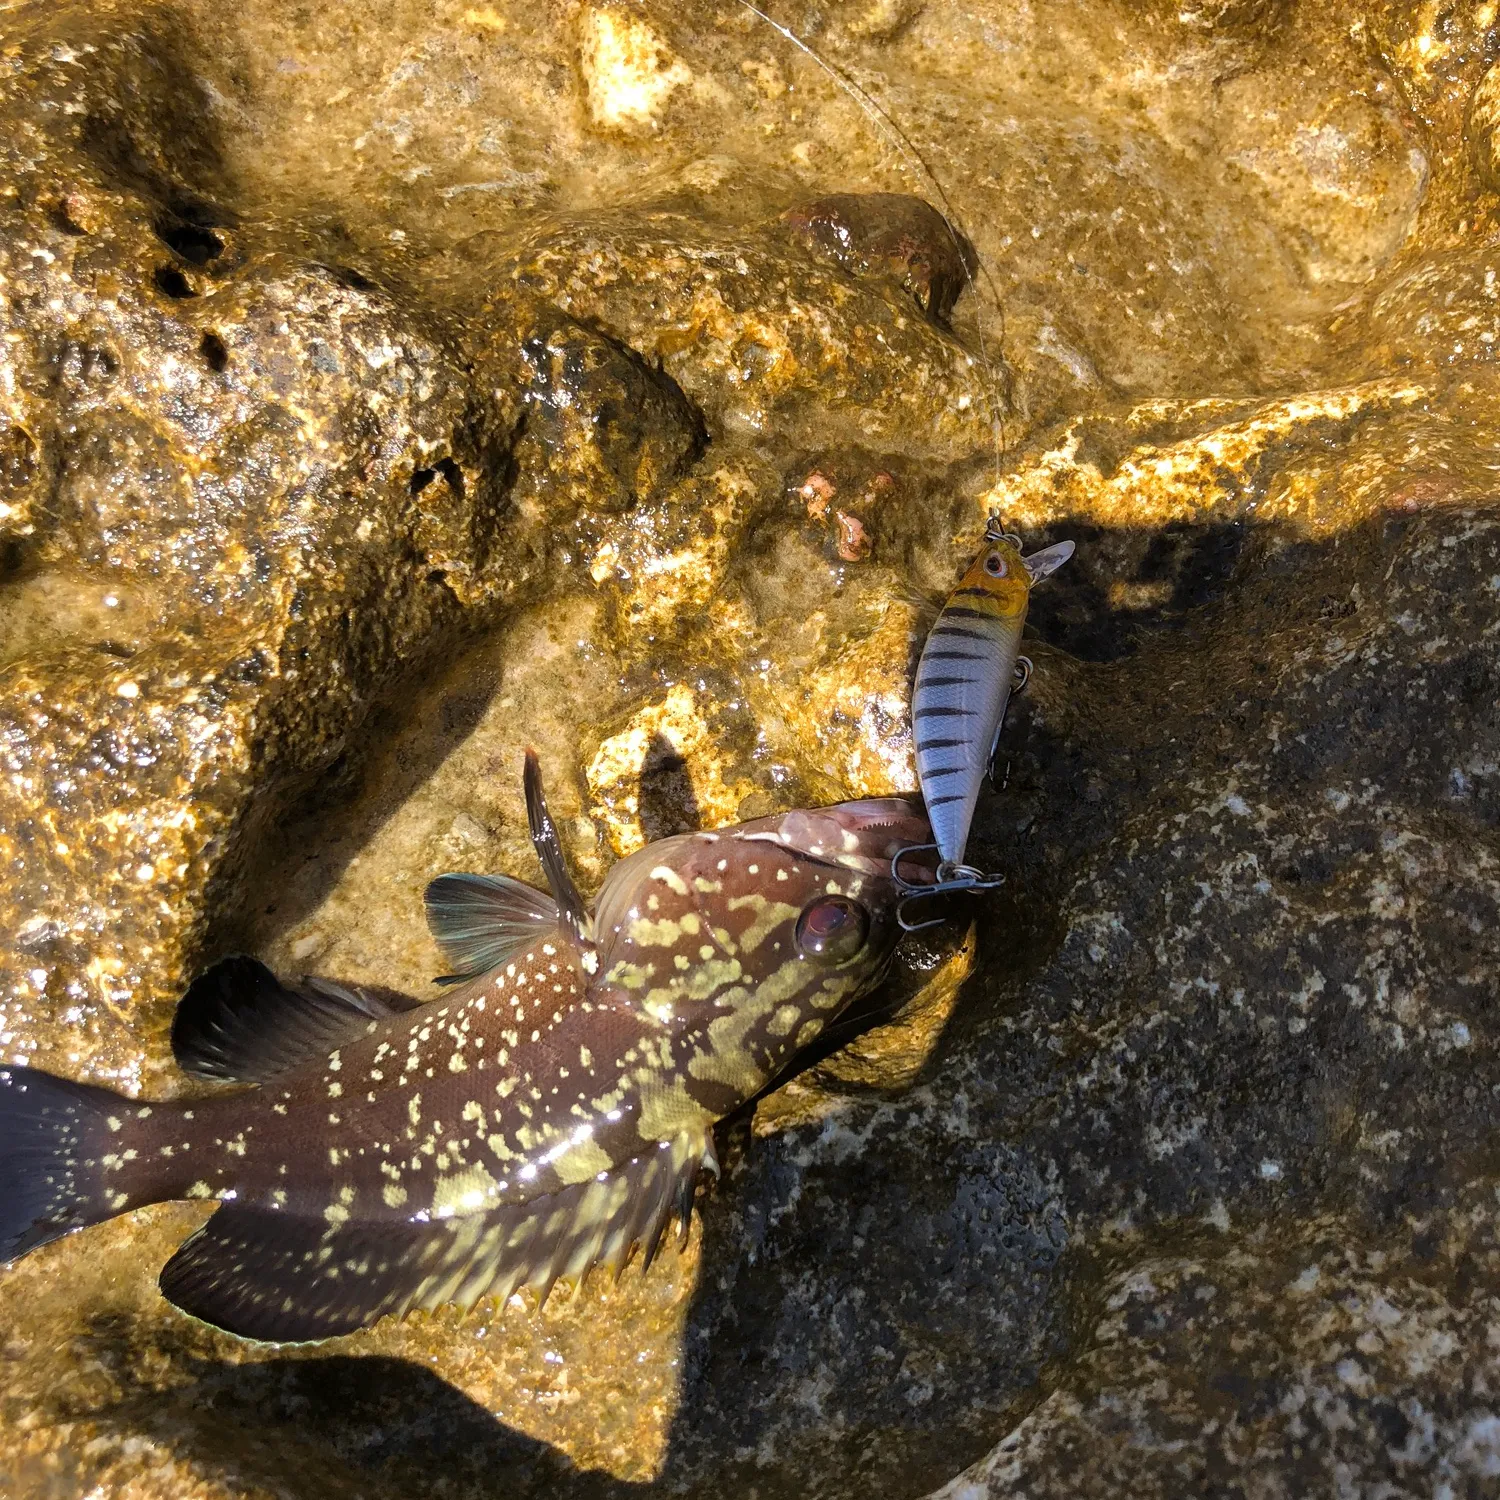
[898,519,1074,924]
[0,754,931,1343]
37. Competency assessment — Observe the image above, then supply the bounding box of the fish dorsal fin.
[523,749,590,945]
[156,1128,709,1343]
[171,957,403,1086]
[423,872,562,985]
[1022,539,1074,583]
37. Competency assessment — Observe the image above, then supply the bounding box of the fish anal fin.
[157,1131,708,1342]
[422,872,562,983]
[158,1204,455,1344]
[171,957,402,1086]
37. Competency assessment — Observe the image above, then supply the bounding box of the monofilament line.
[731,0,1009,476]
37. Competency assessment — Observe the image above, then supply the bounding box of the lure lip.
[1021,538,1075,583]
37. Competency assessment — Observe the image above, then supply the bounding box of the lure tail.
[0,1066,132,1260]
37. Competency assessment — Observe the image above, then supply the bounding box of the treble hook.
[889,843,1006,932]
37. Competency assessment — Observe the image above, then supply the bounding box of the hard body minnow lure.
[0,756,932,1343]
[899,520,1073,924]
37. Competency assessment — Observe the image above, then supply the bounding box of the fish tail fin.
[0,1066,133,1261]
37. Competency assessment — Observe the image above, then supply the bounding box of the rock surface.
[1,0,1499,1498]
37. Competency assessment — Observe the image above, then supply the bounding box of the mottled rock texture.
[1,0,1498,1497]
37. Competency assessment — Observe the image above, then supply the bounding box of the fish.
[0,753,931,1344]
[912,520,1074,885]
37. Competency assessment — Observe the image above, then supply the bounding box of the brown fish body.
[114,933,630,1223]
[0,780,931,1342]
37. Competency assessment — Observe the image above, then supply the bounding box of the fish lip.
[742,798,937,884]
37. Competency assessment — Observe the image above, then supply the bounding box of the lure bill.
[904,520,1074,917]
[0,755,932,1344]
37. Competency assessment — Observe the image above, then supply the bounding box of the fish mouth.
[742,797,936,884]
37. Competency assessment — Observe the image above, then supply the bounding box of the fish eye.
[794,897,869,963]
[984,552,1007,577]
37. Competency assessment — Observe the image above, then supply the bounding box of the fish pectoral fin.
[157,1130,709,1343]
[422,872,562,982]
[411,1127,708,1314]
[171,957,402,1086]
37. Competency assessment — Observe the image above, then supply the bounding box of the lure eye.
[794,897,869,963]
[984,552,1007,577]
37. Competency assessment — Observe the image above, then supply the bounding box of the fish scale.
[0,755,933,1343]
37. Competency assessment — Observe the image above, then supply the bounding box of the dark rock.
[513,309,707,514]
[783,193,980,324]
[638,507,1500,1497]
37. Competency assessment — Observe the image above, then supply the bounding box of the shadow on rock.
[637,730,704,843]
[24,505,1500,1500]
[52,1328,579,1499]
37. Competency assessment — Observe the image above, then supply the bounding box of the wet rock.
[1,0,1500,1496]
[469,209,1003,455]
[1172,0,1286,33]
[1365,244,1500,369]
[511,310,707,516]
[0,2,579,1081]
[783,193,979,323]
[1213,66,1427,291]
[1471,60,1500,193]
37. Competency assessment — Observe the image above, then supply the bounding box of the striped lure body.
[913,525,1074,879]
[0,760,931,1343]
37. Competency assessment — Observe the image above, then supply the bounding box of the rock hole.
[410,458,465,498]
[154,219,224,265]
[153,266,197,299]
[199,331,229,372]
[434,457,465,499]
[320,264,376,291]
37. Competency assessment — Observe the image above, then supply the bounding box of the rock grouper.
[0,754,932,1342]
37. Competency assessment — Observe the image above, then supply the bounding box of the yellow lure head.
[953,532,1032,618]
[947,522,1074,619]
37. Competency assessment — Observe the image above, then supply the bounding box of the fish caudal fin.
[0,1066,130,1260]
[157,1129,708,1343]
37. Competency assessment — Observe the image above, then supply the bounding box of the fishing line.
[729,0,1010,478]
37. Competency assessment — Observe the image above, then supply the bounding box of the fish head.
[590,798,933,1094]
[730,795,937,954]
